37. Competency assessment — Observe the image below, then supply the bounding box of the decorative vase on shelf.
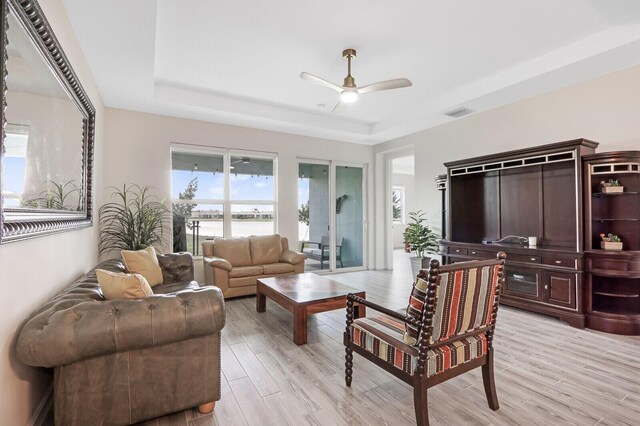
[601,241,623,250]
[602,186,624,194]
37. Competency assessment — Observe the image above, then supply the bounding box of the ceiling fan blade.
[357,78,412,94]
[300,72,343,93]
[332,101,348,113]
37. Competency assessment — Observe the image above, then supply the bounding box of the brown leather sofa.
[16,253,225,425]
[202,234,305,298]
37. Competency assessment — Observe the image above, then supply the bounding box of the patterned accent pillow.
[403,275,429,345]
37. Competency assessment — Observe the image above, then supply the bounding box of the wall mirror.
[0,0,95,243]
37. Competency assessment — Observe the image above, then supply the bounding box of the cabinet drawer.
[449,247,468,255]
[468,249,494,258]
[508,253,542,264]
[543,255,578,269]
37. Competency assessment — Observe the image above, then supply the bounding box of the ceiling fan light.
[340,90,358,103]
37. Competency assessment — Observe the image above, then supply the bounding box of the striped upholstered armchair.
[344,252,506,426]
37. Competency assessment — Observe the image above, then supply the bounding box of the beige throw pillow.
[121,246,163,286]
[96,269,153,300]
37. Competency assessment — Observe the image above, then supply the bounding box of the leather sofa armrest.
[16,286,226,368]
[280,249,306,265]
[204,256,232,271]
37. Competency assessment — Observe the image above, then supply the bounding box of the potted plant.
[601,179,624,193]
[403,210,439,277]
[99,184,170,256]
[600,233,623,250]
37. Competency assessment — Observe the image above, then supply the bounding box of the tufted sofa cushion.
[157,252,194,284]
[16,255,225,368]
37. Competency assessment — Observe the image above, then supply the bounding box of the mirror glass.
[2,8,85,212]
[1,0,95,244]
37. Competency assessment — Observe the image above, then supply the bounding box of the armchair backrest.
[428,258,504,345]
[403,253,506,347]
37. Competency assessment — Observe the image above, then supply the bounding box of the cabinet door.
[543,271,576,309]
[504,267,541,300]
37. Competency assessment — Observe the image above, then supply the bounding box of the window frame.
[171,143,278,253]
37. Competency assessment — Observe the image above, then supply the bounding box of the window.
[171,146,276,255]
[2,124,29,207]
[392,186,404,224]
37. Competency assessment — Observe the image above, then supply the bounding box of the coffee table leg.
[256,290,266,313]
[293,306,308,345]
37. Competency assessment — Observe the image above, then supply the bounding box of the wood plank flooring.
[140,253,640,426]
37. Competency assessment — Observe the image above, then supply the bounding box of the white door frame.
[374,147,414,270]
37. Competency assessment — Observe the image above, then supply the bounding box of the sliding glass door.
[298,160,366,272]
[298,161,331,271]
[335,164,365,269]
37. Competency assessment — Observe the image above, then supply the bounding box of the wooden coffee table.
[256,273,366,345]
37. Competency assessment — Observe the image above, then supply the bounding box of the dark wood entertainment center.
[439,139,640,334]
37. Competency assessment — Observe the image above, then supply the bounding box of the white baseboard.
[30,384,53,426]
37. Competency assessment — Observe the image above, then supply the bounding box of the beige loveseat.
[203,234,305,298]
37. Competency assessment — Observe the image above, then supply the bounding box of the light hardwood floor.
[140,253,640,426]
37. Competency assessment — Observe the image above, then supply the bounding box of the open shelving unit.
[583,152,640,335]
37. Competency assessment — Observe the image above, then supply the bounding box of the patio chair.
[344,252,506,426]
[300,236,344,269]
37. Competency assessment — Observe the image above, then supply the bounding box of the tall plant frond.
[98,184,170,256]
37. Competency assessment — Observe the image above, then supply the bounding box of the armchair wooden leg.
[413,379,429,426]
[198,402,215,414]
[345,345,353,387]
[482,350,499,410]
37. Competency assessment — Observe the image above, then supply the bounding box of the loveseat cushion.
[214,238,252,267]
[263,262,295,275]
[229,265,264,278]
[249,234,282,265]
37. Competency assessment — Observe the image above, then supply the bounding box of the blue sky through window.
[2,157,26,207]
[172,169,275,212]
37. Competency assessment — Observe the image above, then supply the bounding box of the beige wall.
[0,0,105,424]
[374,64,640,267]
[102,107,375,272]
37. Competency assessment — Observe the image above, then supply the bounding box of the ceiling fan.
[300,48,412,113]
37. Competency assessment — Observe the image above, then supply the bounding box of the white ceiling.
[63,0,640,145]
